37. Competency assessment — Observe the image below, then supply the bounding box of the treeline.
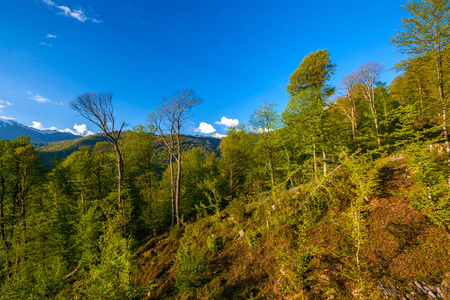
[1,0,450,298]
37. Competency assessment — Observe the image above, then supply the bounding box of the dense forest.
[1,0,450,299]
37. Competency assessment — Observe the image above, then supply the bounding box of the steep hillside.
[133,154,450,299]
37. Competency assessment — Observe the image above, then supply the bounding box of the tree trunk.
[418,84,424,115]
[19,175,26,266]
[268,157,275,188]
[369,96,381,149]
[169,155,175,227]
[313,143,317,180]
[95,171,103,199]
[280,136,294,188]
[229,168,233,196]
[266,141,275,189]
[115,141,124,212]
[322,148,327,177]
[0,170,5,241]
[175,150,181,226]
[117,155,124,211]
[435,50,450,185]
[175,133,182,226]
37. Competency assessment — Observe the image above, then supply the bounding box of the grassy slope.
[134,154,450,299]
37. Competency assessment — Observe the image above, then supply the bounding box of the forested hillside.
[1,0,450,299]
[35,133,221,169]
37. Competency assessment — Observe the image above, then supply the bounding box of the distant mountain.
[0,118,85,143]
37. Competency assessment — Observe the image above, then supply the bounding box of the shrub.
[175,246,210,292]
[170,226,184,241]
[207,236,224,252]
[245,231,262,247]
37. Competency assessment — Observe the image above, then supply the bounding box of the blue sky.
[0,0,408,136]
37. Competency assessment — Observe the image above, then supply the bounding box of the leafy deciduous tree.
[392,0,450,183]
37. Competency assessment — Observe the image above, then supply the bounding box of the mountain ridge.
[0,118,89,143]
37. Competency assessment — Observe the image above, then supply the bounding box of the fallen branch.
[296,164,343,212]
[64,269,78,280]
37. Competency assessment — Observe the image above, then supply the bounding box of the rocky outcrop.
[378,273,450,299]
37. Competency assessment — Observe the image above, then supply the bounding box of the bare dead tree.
[148,89,202,226]
[70,92,125,211]
[148,103,176,226]
[337,72,361,151]
[356,62,384,149]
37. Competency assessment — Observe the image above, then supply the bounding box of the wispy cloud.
[38,42,53,47]
[0,100,13,113]
[0,100,13,106]
[31,121,94,136]
[30,94,51,103]
[215,116,239,127]
[46,34,57,38]
[42,0,103,23]
[195,122,216,134]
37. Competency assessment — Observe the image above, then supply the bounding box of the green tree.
[284,50,336,179]
[283,89,327,179]
[122,126,159,238]
[249,101,280,190]
[392,0,450,183]
[287,49,336,98]
[219,126,257,197]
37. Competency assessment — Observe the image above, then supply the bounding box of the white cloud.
[31,121,44,130]
[73,124,94,136]
[46,34,57,38]
[195,122,216,134]
[256,127,273,133]
[38,42,53,47]
[57,6,87,22]
[42,0,103,23]
[30,94,51,103]
[211,133,226,139]
[26,91,32,95]
[215,116,239,127]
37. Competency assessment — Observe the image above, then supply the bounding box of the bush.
[175,246,210,292]
[227,197,247,223]
[207,236,223,252]
[170,226,184,241]
[245,231,262,247]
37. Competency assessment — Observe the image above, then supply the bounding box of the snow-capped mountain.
[0,118,84,143]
